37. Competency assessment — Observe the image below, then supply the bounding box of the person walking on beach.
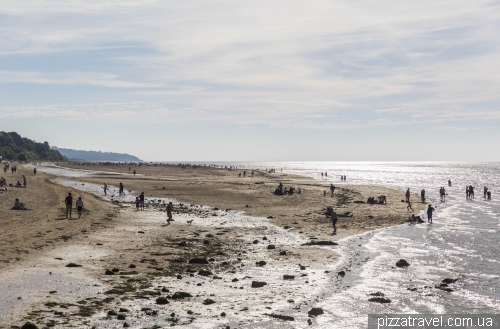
[421,189,425,202]
[427,204,435,224]
[139,192,145,211]
[76,197,84,219]
[484,186,488,199]
[448,179,452,187]
[119,182,124,196]
[469,185,475,199]
[323,190,326,197]
[330,184,335,197]
[103,183,108,196]
[65,192,73,219]
[466,186,470,199]
[166,202,173,224]
[405,188,410,203]
[330,207,338,234]
[33,167,36,175]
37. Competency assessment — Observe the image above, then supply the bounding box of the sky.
[1,0,500,161]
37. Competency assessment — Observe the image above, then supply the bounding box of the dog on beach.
[186,220,193,225]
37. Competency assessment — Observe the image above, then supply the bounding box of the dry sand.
[0,162,427,328]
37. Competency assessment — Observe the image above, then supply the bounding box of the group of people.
[238,170,255,178]
[274,182,300,195]
[466,185,475,199]
[439,186,447,201]
[2,175,27,189]
[64,192,84,219]
[483,186,492,200]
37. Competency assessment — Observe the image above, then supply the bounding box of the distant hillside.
[52,146,142,162]
[0,131,66,162]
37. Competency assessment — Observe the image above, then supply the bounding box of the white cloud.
[0,0,499,130]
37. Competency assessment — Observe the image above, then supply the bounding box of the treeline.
[52,146,142,162]
[0,131,66,162]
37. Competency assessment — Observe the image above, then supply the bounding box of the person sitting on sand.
[15,181,22,187]
[378,195,386,204]
[10,198,26,210]
[166,202,173,224]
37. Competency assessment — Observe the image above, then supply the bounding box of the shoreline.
[0,162,427,328]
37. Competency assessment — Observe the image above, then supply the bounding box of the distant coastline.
[52,146,142,162]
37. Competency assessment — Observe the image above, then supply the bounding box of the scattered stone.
[287,299,294,303]
[407,287,418,291]
[172,291,193,299]
[176,274,182,279]
[267,216,273,219]
[232,278,239,282]
[251,281,267,288]
[301,241,338,246]
[267,245,276,250]
[203,298,216,305]
[221,312,226,317]
[187,310,194,315]
[300,266,306,270]
[256,261,266,266]
[198,269,213,276]
[265,313,294,321]
[138,231,145,234]
[279,251,287,256]
[128,264,136,268]
[368,297,392,303]
[203,240,210,245]
[283,275,295,280]
[119,308,129,313]
[396,259,410,267]
[262,237,268,240]
[162,287,169,292]
[369,292,384,296]
[308,318,313,325]
[44,302,58,307]
[65,263,82,268]
[253,240,259,244]
[442,278,458,284]
[21,323,39,329]
[123,323,130,328]
[117,314,126,320]
[107,310,118,316]
[189,258,209,264]
[308,308,324,317]
[155,297,169,305]
[112,268,120,272]
[283,226,291,229]
[208,258,215,262]
[337,271,346,277]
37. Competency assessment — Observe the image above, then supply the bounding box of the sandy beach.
[0,162,427,328]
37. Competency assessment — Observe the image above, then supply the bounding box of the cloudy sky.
[1,0,499,161]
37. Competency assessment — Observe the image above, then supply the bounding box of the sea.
[197,162,500,327]
[31,161,500,328]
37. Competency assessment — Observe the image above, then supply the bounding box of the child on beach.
[135,197,140,211]
[76,197,84,218]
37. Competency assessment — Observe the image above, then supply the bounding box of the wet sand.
[0,163,427,328]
